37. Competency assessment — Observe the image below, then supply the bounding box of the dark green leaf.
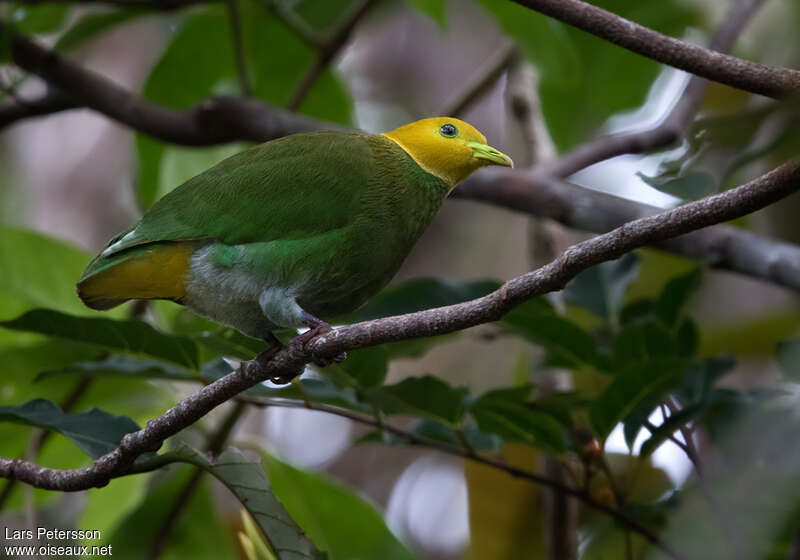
[368,375,468,426]
[37,355,201,383]
[655,268,701,327]
[408,419,503,452]
[194,328,268,360]
[265,454,416,560]
[249,378,372,414]
[55,7,148,51]
[590,359,687,440]
[408,0,447,26]
[639,404,703,457]
[612,319,675,369]
[563,253,639,323]
[177,446,322,559]
[348,278,500,322]
[329,345,389,388]
[470,388,566,453]
[0,398,139,458]
[638,170,717,201]
[1,309,200,368]
[11,3,70,33]
[109,465,237,560]
[503,308,600,370]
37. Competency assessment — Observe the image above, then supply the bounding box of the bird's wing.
[77,132,381,309]
[114,131,377,252]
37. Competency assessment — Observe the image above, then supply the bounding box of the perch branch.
[0,159,797,493]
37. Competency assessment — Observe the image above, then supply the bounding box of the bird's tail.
[77,242,194,310]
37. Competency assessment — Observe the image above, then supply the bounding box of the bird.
[77,117,513,371]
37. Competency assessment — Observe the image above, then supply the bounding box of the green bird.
[77,117,513,365]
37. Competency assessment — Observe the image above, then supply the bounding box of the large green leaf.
[37,355,201,383]
[503,303,601,370]
[55,7,149,51]
[367,375,468,427]
[177,446,323,560]
[347,278,500,322]
[1,309,200,368]
[470,387,567,454]
[0,225,101,327]
[590,359,687,440]
[10,3,70,33]
[0,398,140,458]
[654,268,701,328]
[265,454,416,560]
[407,0,447,26]
[109,466,238,560]
[563,253,639,324]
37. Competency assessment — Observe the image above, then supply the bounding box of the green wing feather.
[81,131,379,279]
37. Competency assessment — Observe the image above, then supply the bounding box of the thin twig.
[438,41,517,117]
[511,0,800,99]
[535,0,766,179]
[286,0,378,111]
[226,0,252,96]
[260,0,322,48]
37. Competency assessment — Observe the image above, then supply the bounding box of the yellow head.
[382,117,513,189]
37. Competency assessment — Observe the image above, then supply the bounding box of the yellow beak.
[467,142,514,168]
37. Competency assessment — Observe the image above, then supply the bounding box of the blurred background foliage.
[1,0,800,558]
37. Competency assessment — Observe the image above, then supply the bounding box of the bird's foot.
[253,332,296,385]
[291,312,347,367]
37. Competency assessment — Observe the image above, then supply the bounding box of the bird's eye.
[439,123,458,138]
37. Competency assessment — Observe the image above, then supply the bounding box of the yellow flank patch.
[78,243,193,307]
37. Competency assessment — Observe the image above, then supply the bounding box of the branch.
[0,160,796,492]
[286,0,378,111]
[2,0,210,8]
[3,26,336,143]
[439,41,518,117]
[535,0,765,179]
[510,0,800,99]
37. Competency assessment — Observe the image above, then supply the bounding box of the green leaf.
[347,278,500,322]
[329,345,389,388]
[109,465,238,560]
[407,0,447,26]
[563,253,639,323]
[264,454,416,560]
[503,305,600,370]
[470,387,567,453]
[0,225,105,328]
[37,355,201,383]
[1,309,200,369]
[55,7,148,51]
[367,375,468,426]
[590,359,687,440]
[639,403,703,457]
[194,328,268,360]
[655,268,701,327]
[176,446,322,559]
[11,3,70,34]
[638,170,717,201]
[612,319,676,369]
[0,398,139,458]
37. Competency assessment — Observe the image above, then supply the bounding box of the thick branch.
[511,0,800,99]
[4,26,336,143]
